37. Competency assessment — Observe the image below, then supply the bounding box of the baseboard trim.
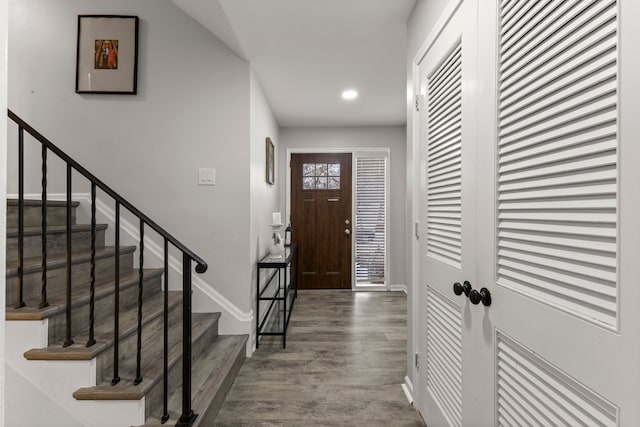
[390,284,407,294]
[402,375,414,405]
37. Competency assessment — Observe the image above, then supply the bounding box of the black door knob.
[453,281,472,297]
[453,282,463,295]
[469,287,492,307]
[462,281,472,297]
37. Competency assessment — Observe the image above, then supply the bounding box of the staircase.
[5,110,247,426]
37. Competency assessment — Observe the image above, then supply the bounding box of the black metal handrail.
[8,109,207,426]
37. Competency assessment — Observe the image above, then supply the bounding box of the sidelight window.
[355,153,388,286]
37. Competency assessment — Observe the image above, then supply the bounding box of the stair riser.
[96,296,183,384]
[144,319,220,422]
[7,228,106,260]
[6,252,134,307]
[46,275,163,345]
[7,203,77,228]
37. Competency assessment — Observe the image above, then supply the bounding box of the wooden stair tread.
[5,268,164,320]
[6,245,136,275]
[6,223,108,237]
[142,334,247,426]
[73,313,221,401]
[23,291,183,361]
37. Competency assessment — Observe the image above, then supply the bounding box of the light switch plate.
[198,168,216,186]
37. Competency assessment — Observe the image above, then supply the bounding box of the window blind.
[355,156,387,285]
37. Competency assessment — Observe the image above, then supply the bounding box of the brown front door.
[291,153,352,289]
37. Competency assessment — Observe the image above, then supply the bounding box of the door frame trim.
[286,147,391,291]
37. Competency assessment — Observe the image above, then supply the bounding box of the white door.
[417,0,490,425]
[417,0,640,425]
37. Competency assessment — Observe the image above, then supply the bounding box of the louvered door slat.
[500,0,552,51]
[498,229,616,253]
[501,76,616,131]
[429,74,461,110]
[500,0,614,79]
[429,46,461,89]
[426,287,462,427]
[427,41,463,268]
[500,91,616,149]
[498,152,617,184]
[499,169,616,193]
[497,333,617,426]
[499,182,615,201]
[499,126,616,164]
[501,0,613,82]
[501,9,616,98]
[497,0,619,329]
[498,220,616,238]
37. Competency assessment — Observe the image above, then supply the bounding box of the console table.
[256,245,297,348]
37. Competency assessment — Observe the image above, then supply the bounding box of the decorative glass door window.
[303,163,341,190]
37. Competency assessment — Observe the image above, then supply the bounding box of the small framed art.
[266,137,275,185]
[75,15,139,94]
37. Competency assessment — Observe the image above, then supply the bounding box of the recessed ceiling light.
[342,89,358,100]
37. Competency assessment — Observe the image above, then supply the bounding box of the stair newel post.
[134,218,144,385]
[16,125,26,309]
[178,254,197,426]
[39,144,49,309]
[112,200,121,385]
[63,163,74,347]
[86,183,97,347]
[162,238,170,424]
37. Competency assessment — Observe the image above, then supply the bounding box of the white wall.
[405,0,454,400]
[278,126,406,287]
[1,0,8,424]
[249,69,279,348]
[8,0,254,316]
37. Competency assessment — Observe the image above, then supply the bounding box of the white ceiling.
[172,0,416,127]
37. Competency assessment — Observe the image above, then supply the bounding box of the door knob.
[344,229,351,235]
[453,281,472,297]
[469,287,492,307]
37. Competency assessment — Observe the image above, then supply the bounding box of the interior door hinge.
[415,94,420,112]
[415,222,420,240]
[415,352,419,369]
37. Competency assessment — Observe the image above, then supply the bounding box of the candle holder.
[269,223,285,258]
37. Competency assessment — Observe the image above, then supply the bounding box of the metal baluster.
[112,201,121,385]
[86,183,97,347]
[162,239,169,424]
[63,164,74,347]
[39,144,49,309]
[15,126,25,309]
[177,254,197,426]
[134,219,144,385]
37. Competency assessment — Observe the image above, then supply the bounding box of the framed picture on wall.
[266,137,275,185]
[75,15,139,94]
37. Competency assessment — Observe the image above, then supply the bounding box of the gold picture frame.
[266,137,275,185]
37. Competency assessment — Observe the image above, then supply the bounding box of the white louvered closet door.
[474,0,640,425]
[416,0,493,425]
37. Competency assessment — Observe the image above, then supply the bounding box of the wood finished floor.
[215,290,426,426]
